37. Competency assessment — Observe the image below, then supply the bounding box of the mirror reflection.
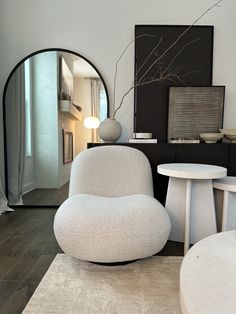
[4,49,108,206]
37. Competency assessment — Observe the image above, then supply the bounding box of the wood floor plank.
[23,254,56,284]
[2,256,38,281]
[0,236,25,257]
[0,208,60,314]
[0,281,38,314]
[0,256,18,279]
[0,281,18,306]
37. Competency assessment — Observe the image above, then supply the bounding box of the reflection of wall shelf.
[59,100,82,121]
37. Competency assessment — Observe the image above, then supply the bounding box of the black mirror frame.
[2,48,110,208]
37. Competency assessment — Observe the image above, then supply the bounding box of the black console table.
[87,143,235,205]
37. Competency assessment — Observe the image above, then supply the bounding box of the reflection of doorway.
[4,49,108,207]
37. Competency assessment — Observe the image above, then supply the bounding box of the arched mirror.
[3,48,109,207]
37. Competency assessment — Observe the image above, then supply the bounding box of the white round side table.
[157,163,227,254]
[180,231,236,314]
[213,176,236,231]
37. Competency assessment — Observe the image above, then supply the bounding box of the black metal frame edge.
[3,47,110,208]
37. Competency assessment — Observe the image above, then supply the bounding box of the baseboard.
[23,181,35,195]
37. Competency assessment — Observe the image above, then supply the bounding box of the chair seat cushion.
[54,194,170,263]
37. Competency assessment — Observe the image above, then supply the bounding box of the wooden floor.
[0,209,183,314]
[0,209,62,314]
[22,183,69,206]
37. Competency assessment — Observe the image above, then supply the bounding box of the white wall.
[0,0,236,185]
[73,77,92,155]
[58,112,74,187]
[32,51,59,188]
[23,157,35,194]
[32,51,73,188]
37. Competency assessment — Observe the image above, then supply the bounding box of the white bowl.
[200,133,223,143]
[224,134,236,143]
[220,129,236,135]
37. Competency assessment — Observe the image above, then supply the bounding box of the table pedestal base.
[214,189,236,231]
[166,177,217,244]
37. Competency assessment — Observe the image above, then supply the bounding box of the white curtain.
[0,179,13,214]
[5,65,26,205]
[91,79,101,142]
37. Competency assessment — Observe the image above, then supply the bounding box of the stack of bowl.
[220,129,236,143]
[199,133,223,143]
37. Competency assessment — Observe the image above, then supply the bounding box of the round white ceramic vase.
[99,118,122,142]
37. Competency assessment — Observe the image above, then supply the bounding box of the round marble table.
[157,163,227,254]
[213,176,236,231]
[180,230,236,314]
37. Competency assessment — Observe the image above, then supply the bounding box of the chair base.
[91,259,139,266]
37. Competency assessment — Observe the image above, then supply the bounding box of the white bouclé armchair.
[54,145,170,263]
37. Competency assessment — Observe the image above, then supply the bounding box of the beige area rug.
[23,254,182,314]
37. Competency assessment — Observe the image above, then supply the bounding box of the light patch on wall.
[73,58,99,79]
[61,58,73,97]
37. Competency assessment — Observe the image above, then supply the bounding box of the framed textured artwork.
[134,25,214,142]
[167,86,225,140]
[63,129,73,164]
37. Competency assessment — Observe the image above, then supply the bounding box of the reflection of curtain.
[91,79,101,142]
[5,66,26,205]
[0,179,13,214]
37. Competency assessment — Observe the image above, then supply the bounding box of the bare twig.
[135,36,163,80]
[113,87,133,118]
[113,68,202,117]
[112,34,156,114]
[112,0,223,118]
[137,0,223,85]
[159,37,200,77]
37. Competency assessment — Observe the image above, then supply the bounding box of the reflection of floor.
[23,182,69,206]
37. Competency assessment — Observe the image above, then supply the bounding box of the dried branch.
[112,34,156,114]
[113,36,201,118]
[135,36,163,81]
[137,0,223,85]
[113,68,202,118]
[112,0,223,119]
[159,37,200,77]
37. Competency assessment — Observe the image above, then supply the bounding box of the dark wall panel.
[175,144,229,168]
[134,25,214,142]
[228,144,236,175]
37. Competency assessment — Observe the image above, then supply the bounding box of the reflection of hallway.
[23,182,69,206]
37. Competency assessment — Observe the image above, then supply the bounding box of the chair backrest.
[69,145,154,197]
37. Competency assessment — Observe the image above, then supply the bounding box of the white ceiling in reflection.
[73,57,99,78]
